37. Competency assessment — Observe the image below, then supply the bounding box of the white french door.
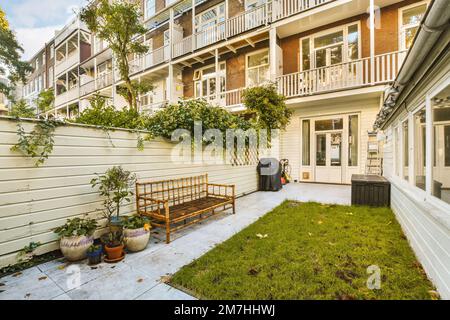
[315,131,343,183]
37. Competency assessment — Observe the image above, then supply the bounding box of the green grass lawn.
[170,201,436,300]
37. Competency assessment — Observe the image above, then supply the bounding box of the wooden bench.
[136,174,236,243]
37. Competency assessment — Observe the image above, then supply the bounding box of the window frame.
[398,1,429,51]
[145,0,157,20]
[194,2,226,34]
[299,22,361,72]
[245,48,270,87]
[193,62,226,99]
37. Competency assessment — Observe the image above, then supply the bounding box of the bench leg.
[232,201,236,215]
[165,220,171,244]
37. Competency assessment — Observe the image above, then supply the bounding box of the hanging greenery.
[10,119,63,167]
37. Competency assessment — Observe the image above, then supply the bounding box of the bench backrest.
[136,174,208,207]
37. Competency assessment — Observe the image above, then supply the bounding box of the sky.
[1,0,89,60]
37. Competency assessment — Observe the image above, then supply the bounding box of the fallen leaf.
[318,221,323,225]
[308,232,313,237]
[24,293,31,298]
[57,265,67,270]
[137,278,144,283]
[160,275,172,283]
[428,290,440,300]
[345,212,353,216]
[386,221,392,225]
[248,268,259,276]
[328,242,336,246]
[12,272,22,277]
[38,276,47,281]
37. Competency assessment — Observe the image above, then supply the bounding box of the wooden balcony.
[129,45,171,75]
[277,50,407,98]
[79,72,114,97]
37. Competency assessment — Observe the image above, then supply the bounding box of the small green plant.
[90,166,136,224]
[10,119,63,166]
[101,230,124,248]
[35,88,54,114]
[17,242,42,262]
[54,217,98,238]
[122,215,150,230]
[87,244,102,253]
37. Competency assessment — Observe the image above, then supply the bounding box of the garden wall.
[0,117,259,268]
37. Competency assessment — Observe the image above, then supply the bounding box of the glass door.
[314,118,344,183]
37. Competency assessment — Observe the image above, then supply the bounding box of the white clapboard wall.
[0,118,258,267]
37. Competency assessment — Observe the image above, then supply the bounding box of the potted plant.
[86,244,103,265]
[54,217,97,262]
[101,230,125,262]
[122,215,151,252]
[90,166,136,228]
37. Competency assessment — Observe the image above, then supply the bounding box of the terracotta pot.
[60,235,94,262]
[124,228,150,252]
[105,244,124,260]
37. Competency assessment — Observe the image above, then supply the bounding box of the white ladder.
[366,132,383,175]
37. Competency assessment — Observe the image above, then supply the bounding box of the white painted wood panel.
[0,118,258,267]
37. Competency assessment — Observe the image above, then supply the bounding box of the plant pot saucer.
[104,252,125,263]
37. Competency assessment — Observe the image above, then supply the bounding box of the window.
[195,3,226,33]
[302,120,310,166]
[50,44,54,59]
[431,82,450,204]
[315,118,343,131]
[395,126,401,176]
[35,58,40,70]
[348,115,358,166]
[414,107,426,190]
[246,50,269,86]
[402,120,409,180]
[300,23,360,71]
[145,0,156,19]
[49,66,54,88]
[194,63,226,99]
[399,2,428,50]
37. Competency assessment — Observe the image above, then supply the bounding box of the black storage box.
[351,175,390,207]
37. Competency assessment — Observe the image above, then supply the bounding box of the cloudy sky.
[1,0,88,60]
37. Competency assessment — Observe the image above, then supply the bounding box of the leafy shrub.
[54,217,98,238]
[71,95,150,129]
[9,100,35,118]
[145,99,253,139]
[242,83,292,130]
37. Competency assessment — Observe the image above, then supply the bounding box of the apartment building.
[20,38,56,114]
[24,0,429,184]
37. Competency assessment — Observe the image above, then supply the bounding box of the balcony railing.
[277,50,407,98]
[139,100,169,115]
[129,45,170,75]
[185,88,246,111]
[55,86,79,107]
[172,4,270,59]
[55,53,79,76]
[80,72,114,96]
[273,0,334,20]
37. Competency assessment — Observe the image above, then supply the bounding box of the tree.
[9,99,35,118]
[242,83,292,131]
[0,7,32,99]
[80,0,152,110]
[35,88,55,114]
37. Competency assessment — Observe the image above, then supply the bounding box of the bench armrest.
[207,183,235,199]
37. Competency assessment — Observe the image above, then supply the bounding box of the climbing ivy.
[10,119,63,167]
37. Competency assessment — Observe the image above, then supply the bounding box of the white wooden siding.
[0,118,258,268]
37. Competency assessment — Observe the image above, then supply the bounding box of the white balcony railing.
[172,4,270,59]
[277,51,407,98]
[55,86,79,107]
[273,0,333,21]
[186,88,246,111]
[79,72,114,96]
[139,100,169,115]
[129,45,170,75]
[55,53,79,76]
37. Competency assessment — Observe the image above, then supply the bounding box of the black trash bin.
[257,158,282,191]
[351,174,390,207]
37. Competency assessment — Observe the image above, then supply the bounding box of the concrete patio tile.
[136,283,196,300]
[52,293,72,300]
[0,269,64,300]
[45,260,129,292]
[65,263,151,300]
[0,266,41,285]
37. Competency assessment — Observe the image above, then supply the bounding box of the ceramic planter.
[86,247,103,265]
[124,227,150,252]
[60,235,94,261]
